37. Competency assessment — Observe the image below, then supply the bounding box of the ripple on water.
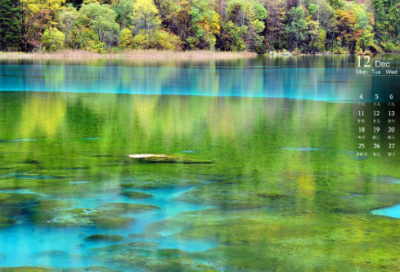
[0,138,37,142]
[16,174,66,180]
[375,176,400,184]
[281,147,322,151]
[0,173,17,178]
[351,156,367,160]
[69,181,92,185]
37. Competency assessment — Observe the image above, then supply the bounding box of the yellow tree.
[83,0,99,4]
[20,0,66,51]
[21,0,65,18]
[132,0,161,34]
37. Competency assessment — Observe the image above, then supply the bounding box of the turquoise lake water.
[1,56,399,101]
[0,55,399,271]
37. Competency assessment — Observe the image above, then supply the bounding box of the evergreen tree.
[373,0,400,44]
[0,0,22,51]
[285,6,308,50]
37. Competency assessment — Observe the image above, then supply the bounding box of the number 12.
[357,56,371,67]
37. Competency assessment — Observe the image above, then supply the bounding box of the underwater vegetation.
[26,201,141,229]
[141,208,400,271]
[84,234,124,242]
[0,75,399,271]
[0,217,16,229]
[101,203,160,214]
[90,242,218,271]
[121,191,154,199]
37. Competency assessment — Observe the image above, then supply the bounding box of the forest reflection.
[0,55,381,101]
[0,90,396,184]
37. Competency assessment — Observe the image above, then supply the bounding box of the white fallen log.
[129,154,167,159]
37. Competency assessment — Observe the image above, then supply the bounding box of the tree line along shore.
[0,49,260,59]
[0,0,399,55]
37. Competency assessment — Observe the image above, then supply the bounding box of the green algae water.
[0,55,399,271]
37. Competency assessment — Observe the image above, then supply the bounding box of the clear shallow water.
[371,204,400,218]
[281,147,323,151]
[0,185,216,268]
[0,56,399,271]
[370,177,400,219]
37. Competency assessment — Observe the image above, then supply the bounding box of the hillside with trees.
[0,0,399,54]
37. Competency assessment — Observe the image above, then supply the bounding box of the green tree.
[285,6,308,50]
[354,4,374,51]
[78,2,119,46]
[247,3,267,53]
[315,28,326,51]
[41,27,65,51]
[354,4,371,31]
[327,0,342,9]
[306,18,320,52]
[372,0,400,44]
[57,4,78,48]
[317,0,335,28]
[112,0,134,28]
[308,4,318,17]
[73,27,103,50]
[226,0,246,25]
[220,0,267,52]
[0,0,22,51]
[189,0,221,50]
[220,20,247,51]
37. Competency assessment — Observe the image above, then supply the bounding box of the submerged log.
[128,154,213,164]
[129,154,167,159]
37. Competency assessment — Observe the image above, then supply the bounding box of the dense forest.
[0,0,399,54]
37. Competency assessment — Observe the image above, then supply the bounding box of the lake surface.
[0,55,399,271]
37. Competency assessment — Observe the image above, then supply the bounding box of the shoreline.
[0,50,396,62]
[0,50,258,60]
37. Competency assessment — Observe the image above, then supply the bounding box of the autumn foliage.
[0,0,398,53]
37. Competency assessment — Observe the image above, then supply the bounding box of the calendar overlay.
[357,95,396,157]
